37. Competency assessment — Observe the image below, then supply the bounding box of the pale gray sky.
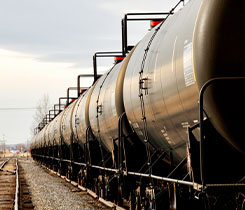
[0,0,184,144]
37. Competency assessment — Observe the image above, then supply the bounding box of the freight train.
[31,0,245,209]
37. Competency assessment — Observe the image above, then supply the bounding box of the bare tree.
[34,94,50,124]
[30,94,51,137]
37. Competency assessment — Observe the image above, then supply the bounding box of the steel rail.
[0,158,19,209]
[14,158,19,210]
[0,158,9,169]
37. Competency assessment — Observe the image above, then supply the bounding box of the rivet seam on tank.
[138,22,163,176]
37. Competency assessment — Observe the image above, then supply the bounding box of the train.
[31,0,245,209]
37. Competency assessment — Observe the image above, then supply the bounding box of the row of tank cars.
[31,0,245,209]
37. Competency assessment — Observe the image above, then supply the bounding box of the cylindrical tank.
[53,112,64,146]
[193,0,245,153]
[61,101,77,145]
[36,132,41,149]
[44,124,50,147]
[72,85,96,146]
[123,0,202,164]
[39,127,47,149]
[30,135,36,150]
[89,63,128,152]
[88,47,140,153]
[123,0,245,165]
[45,120,55,147]
[32,132,38,149]
[36,129,40,149]
[89,60,136,152]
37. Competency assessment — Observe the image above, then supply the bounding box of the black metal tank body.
[193,0,245,154]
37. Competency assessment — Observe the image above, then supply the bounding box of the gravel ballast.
[19,159,111,210]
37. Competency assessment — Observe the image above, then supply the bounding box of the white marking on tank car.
[181,121,189,128]
[171,36,178,72]
[193,119,198,123]
[183,42,195,86]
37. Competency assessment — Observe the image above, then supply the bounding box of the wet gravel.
[19,159,111,210]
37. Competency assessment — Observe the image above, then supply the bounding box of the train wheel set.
[31,0,245,209]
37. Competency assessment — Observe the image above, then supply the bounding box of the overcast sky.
[0,0,185,145]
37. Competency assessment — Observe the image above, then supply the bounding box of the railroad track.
[0,157,34,210]
[0,158,18,209]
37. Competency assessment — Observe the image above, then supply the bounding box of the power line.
[0,107,47,111]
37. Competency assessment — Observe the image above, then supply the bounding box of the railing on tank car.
[199,77,245,188]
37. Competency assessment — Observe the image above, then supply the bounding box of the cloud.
[0,0,121,66]
[0,0,183,67]
[97,0,180,16]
